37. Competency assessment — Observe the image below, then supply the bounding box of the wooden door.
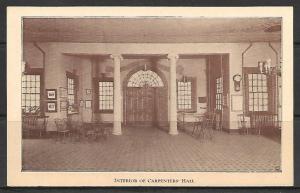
[125,87,155,126]
[221,54,230,130]
[207,54,230,130]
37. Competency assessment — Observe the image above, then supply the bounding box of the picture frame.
[85,100,92,108]
[231,94,243,111]
[46,89,57,100]
[46,101,57,112]
[85,89,92,95]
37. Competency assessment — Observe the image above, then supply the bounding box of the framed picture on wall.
[46,101,57,112]
[85,89,92,95]
[46,89,57,100]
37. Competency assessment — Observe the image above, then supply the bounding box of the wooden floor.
[22,127,281,172]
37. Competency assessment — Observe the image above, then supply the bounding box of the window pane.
[99,81,114,110]
[248,73,269,112]
[21,74,41,113]
[177,81,193,110]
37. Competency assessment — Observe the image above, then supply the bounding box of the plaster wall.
[23,42,281,131]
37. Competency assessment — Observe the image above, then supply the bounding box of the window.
[177,81,192,110]
[216,77,223,110]
[67,72,78,113]
[248,73,268,112]
[22,74,41,113]
[67,77,75,106]
[127,70,164,87]
[99,81,114,111]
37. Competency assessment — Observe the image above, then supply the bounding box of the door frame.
[123,63,168,126]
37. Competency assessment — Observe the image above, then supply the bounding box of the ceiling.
[23,18,281,43]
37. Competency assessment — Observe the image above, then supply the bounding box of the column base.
[169,121,178,135]
[112,122,122,135]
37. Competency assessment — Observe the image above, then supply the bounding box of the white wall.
[23,41,281,131]
[229,42,281,130]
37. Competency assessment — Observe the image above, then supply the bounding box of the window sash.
[67,77,75,104]
[66,74,78,113]
[21,74,41,113]
[215,77,223,110]
[247,73,268,112]
[177,81,193,110]
[99,81,114,110]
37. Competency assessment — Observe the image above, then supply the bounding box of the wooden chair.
[250,113,279,135]
[22,115,38,138]
[192,115,205,138]
[22,115,30,138]
[237,114,250,135]
[201,111,216,140]
[54,118,70,142]
[35,116,48,137]
[68,120,84,142]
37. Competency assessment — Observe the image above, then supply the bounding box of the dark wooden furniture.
[249,113,279,135]
[237,114,250,135]
[68,120,85,142]
[54,118,70,142]
[201,112,216,140]
[22,115,48,138]
[177,112,210,139]
[83,122,112,142]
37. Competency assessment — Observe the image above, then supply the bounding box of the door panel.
[155,87,168,127]
[125,87,155,126]
[221,54,230,130]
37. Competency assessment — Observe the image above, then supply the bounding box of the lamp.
[257,58,280,76]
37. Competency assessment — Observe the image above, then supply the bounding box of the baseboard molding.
[222,128,240,134]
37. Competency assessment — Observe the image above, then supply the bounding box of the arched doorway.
[124,66,168,127]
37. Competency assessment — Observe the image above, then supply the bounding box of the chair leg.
[193,124,199,136]
[192,124,196,136]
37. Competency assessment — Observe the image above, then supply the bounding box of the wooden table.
[83,122,112,141]
[178,112,205,135]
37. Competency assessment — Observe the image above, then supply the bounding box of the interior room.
[21,18,282,172]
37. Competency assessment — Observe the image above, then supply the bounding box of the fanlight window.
[127,70,164,87]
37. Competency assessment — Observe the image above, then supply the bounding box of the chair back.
[253,113,279,128]
[203,111,216,130]
[237,114,245,128]
[54,118,67,132]
[70,120,83,131]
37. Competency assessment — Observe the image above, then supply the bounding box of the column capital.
[167,53,179,61]
[110,54,123,61]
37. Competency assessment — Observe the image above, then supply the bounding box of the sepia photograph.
[7,7,293,186]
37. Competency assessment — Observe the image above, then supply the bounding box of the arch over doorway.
[123,63,168,128]
[127,70,164,87]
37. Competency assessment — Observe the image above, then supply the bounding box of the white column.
[168,53,179,135]
[111,54,123,135]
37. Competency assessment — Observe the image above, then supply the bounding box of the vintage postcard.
[7,7,293,186]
